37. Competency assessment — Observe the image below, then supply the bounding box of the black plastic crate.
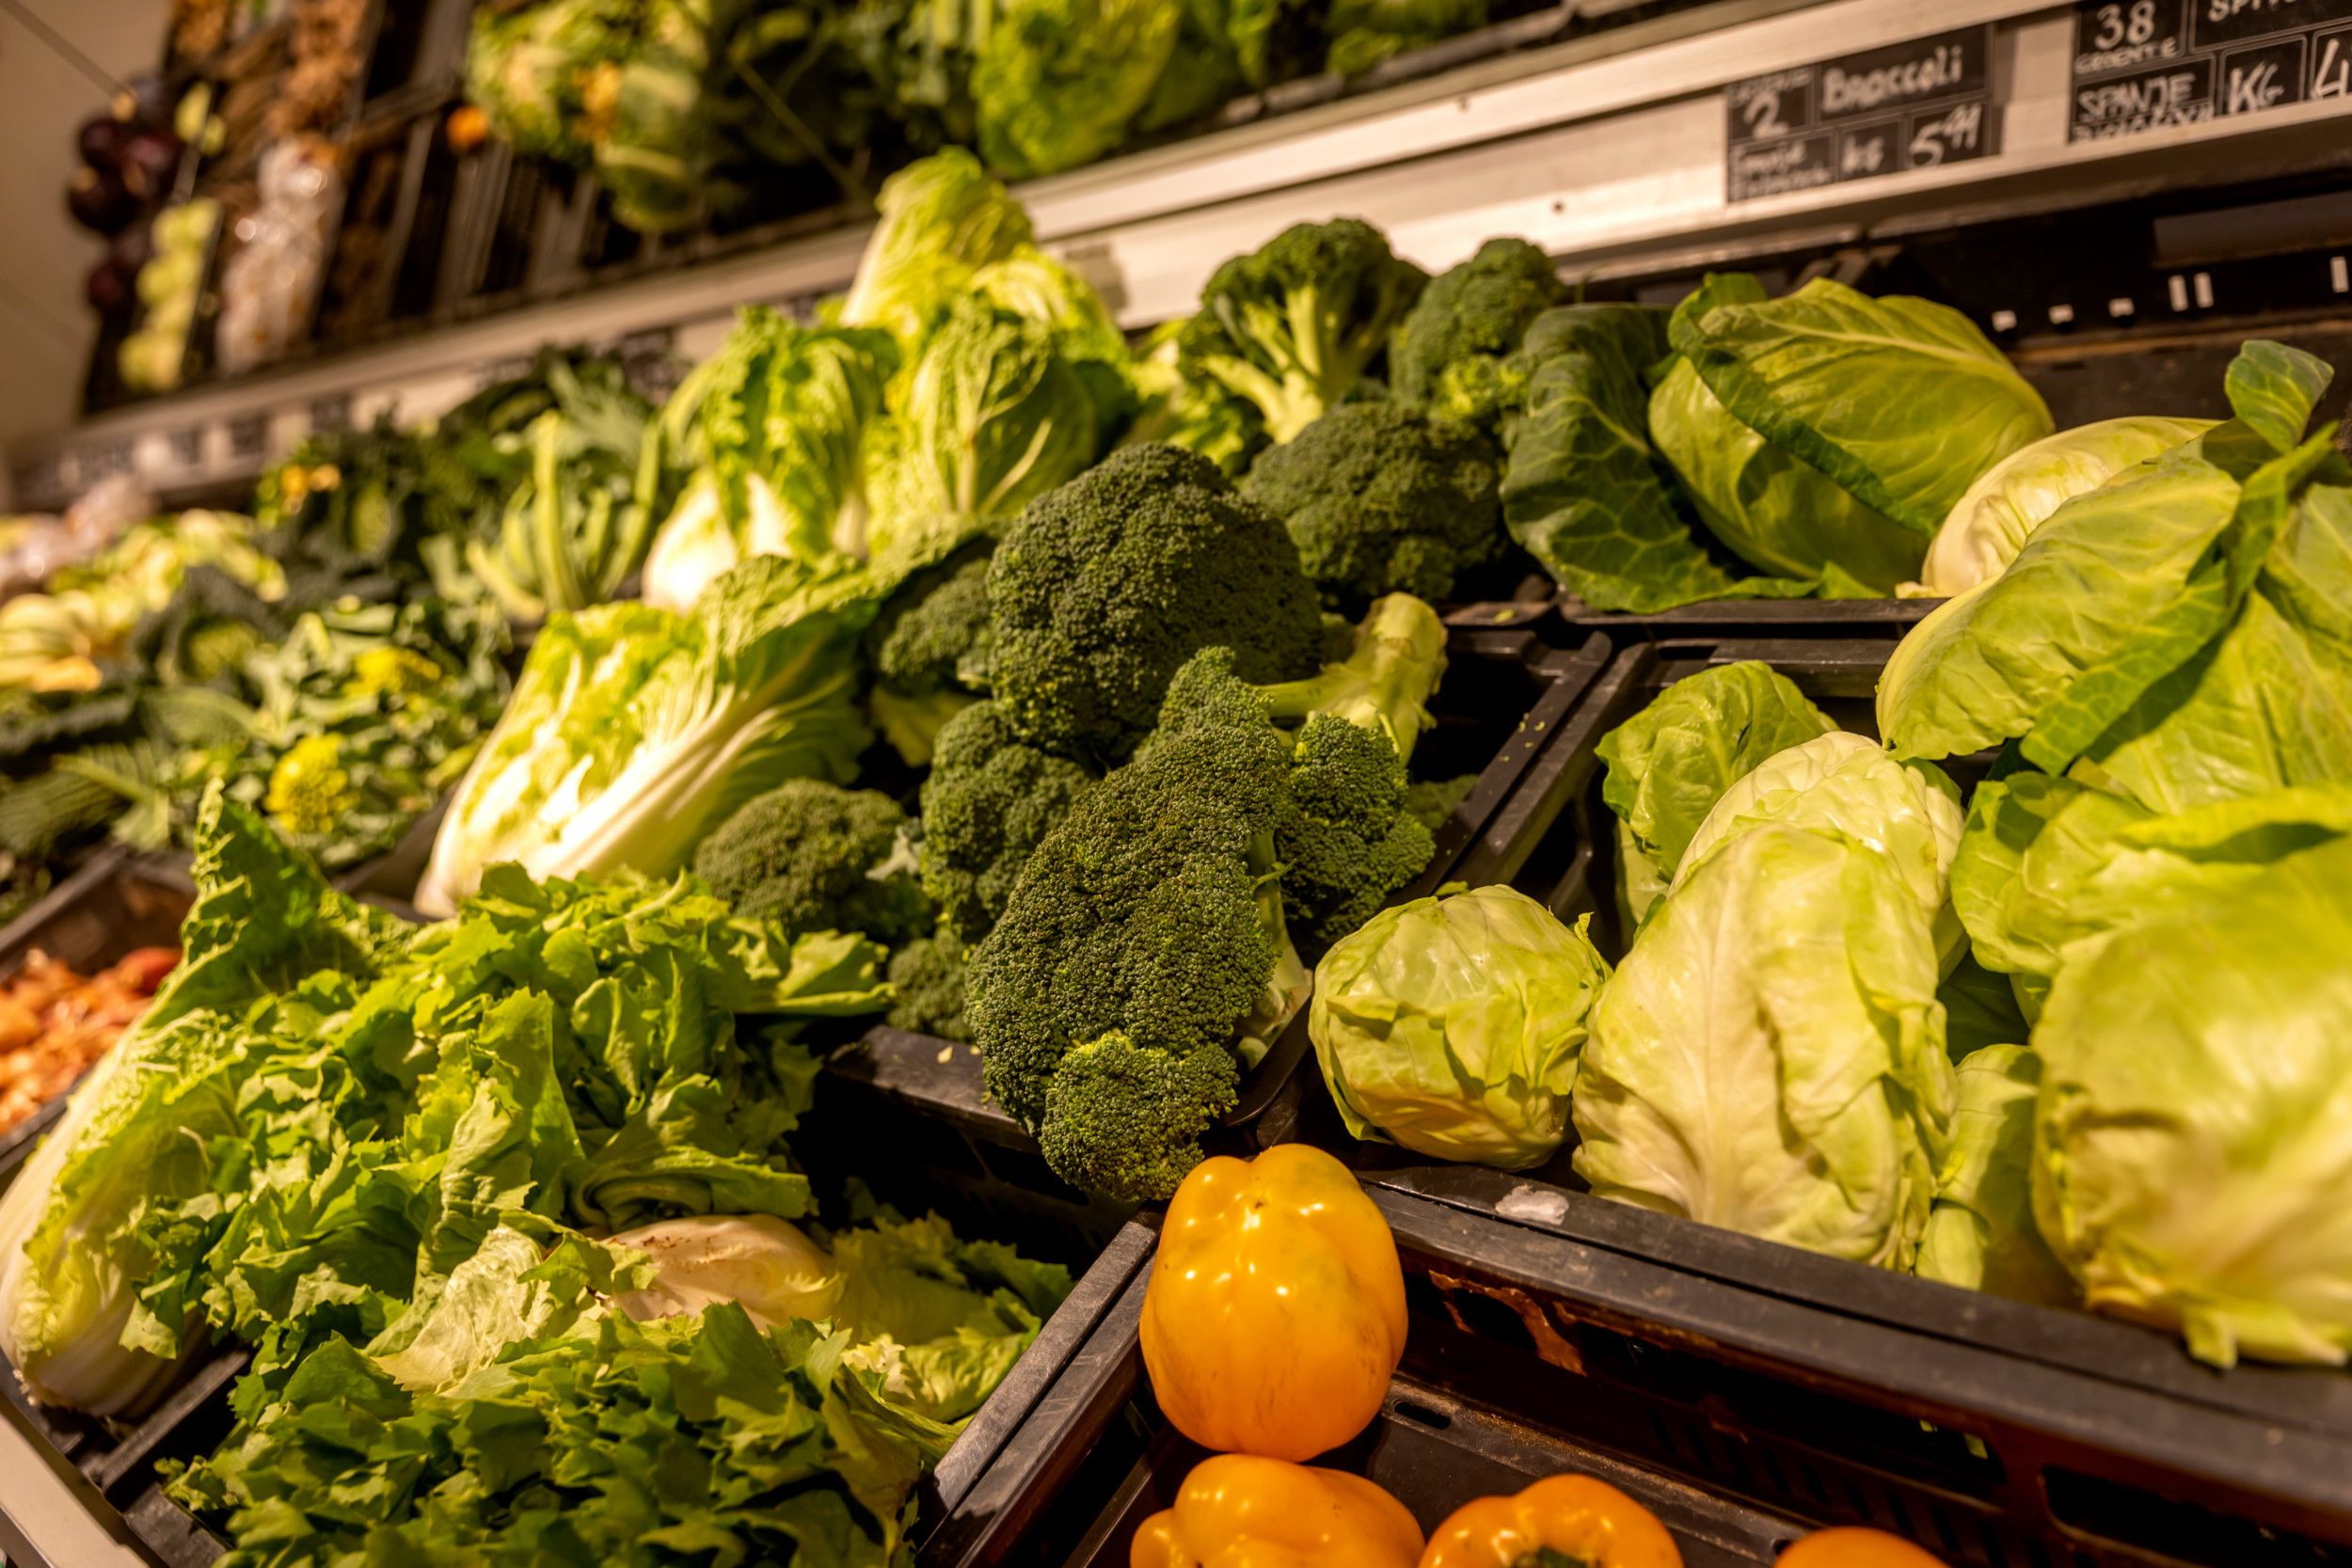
[822,622,1615,1159]
[930,1187,2096,1568]
[1295,635,2352,1565]
[1552,591,1944,642]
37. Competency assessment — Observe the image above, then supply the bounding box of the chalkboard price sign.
[1725,26,1994,203]
[2071,0,2352,138]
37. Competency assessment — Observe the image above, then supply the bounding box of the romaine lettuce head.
[1906,416,2214,598]
[839,150,1035,355]
[1596,659,1836,895]
[418,555,876,914]
[1675,730,1964,960]
[1915,1044,2074,1307]
[2034,833,2352,1366]
[1648,273,2053,593]
[1572,823,1952,1268]
[0,789,412,1415]
[1308,885,1611,1169]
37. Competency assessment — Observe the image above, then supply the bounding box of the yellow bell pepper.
[1131,1454,1423,1568]
[1141,1144,1406,1461]
[1419,1475,1683,1568]
[1778,1528,1947,1567]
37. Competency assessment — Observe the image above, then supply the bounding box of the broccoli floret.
[1403,771,1480,832]
[1391,238,1568,434]
[1175,219,1428,443]
[886,931,972,1041]
[987,444,1325,767]
[865,545,995,767]
[694,779,933,943]
[966,594,1447,1199]
[919,702,1099,944]
[1120,322,1268,479]
[1164,594,1448,953]
[1241,404,1502,611]
[1039,1033,1241,1201]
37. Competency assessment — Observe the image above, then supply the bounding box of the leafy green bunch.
[141,597,513,872]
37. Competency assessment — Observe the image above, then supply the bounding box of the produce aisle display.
[5,0,2352,1563]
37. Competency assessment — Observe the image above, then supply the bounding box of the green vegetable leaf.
[1572,822,1951,1269]
[1677,276,2055,536]
[1915,1044,2075,1307]
[1596,660,1836,887]
[1501,304,1812,611]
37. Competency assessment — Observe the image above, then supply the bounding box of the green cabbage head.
[2034,832,2352,1366]
[1572,818,1953,1269]
[1647,274,2054,594]
[1904,416,2213,597]
[1309,885,1610,1169]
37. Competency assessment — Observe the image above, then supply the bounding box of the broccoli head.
[865,543,995,767]
[919,701,1099,943]
[964,683,1307,1198]
[1176,219,1428,443]
[1391,238,1568,434]
[987,443,1325,766]
[966,594,1448,1199]
[1240,403,1502,611]
[693,779,933,942]
[886,931,972,1041]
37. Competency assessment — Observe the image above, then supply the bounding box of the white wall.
[0,1,174,476]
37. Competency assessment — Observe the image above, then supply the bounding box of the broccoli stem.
[1237,824,1310,1066]
[1253,594,1447,763]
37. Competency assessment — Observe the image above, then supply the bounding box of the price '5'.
[1911,100,1984,166]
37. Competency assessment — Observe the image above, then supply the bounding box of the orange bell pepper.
[1419,1475,1683,1568]
[1778,1528,1947,1567]
[1141,1144,1407,1461]
[1131,1453,1423,1568]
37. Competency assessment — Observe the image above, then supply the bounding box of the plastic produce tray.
[822,623,1616,1158]
[0,873,1158,1568]
[1552,590,1944,641]
[1311,635,2352,1566]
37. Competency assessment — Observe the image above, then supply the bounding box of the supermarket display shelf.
[24,0,2352,511]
